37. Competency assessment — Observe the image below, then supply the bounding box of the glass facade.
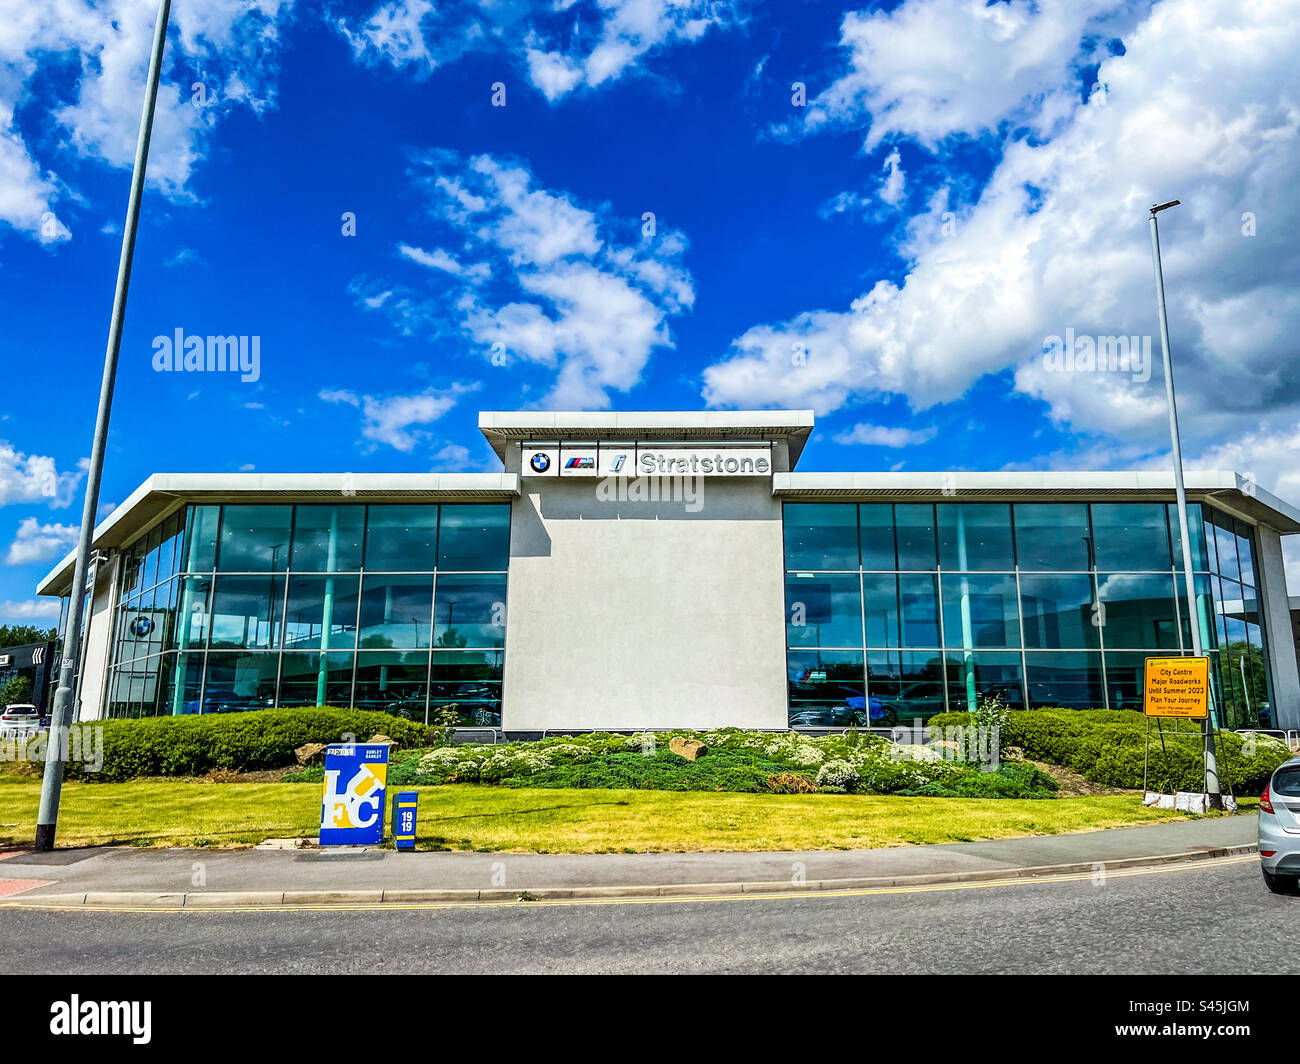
[783,501,1273,728]
[105,503,510,725]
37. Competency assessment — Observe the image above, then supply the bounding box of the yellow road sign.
[1143,656,1210,718]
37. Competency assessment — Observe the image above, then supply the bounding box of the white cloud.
[878,148,906,207]
[0,598,61,620]
[339,0,739,102]
[833,422,937,447]
[802,0,1130,150]
[706,0,1300,471]
[0,442,82,507]
[4,517,79,565]
[358,150,695,408]
[397,242,489,281]
[0,0,295,242]
[320,383,478,452]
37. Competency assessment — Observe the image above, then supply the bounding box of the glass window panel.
[278,651,355,708]
[1181,573,1217,651]
[141,526,162,591]
[1102,652,1150,712]
[201,651,279,714]
[1212,520,1241,581]
[787,574,862,647]
[358,574,434,649]
[430,650,504,726]
[1091,503,1172,571]
[941,573,1020,648]
[438,505,511,571]
[894,504,937,570]
[364,506,439,572]
[1019,573,1098,649]
[290,505,364,572]
[434,574,508,648]
[1096,572,1179,649]
[1014,504,1092,571]
[787,649,866,727]
[860,575,896,648]
[899,574,940,648]
[353,650,429,722]
[283,575,360,651]
[159,513,184,582]
[1235,527,1256,586]
[783,504,858,570]
[867,650,947,725]
[1171,503,1209,572]
[1024,651,1104,710]
[209,574,285,649]
[858,504,896,570]
[938,504,1014,571]
[217,505,292,572]
[160,652,203,715]
[943,651,1025,713]
[184,505,220,572]
[174,575,212,650]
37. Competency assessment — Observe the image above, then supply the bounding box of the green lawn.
[0,778,1221,852]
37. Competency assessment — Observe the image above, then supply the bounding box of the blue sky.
[1,0,1298,622]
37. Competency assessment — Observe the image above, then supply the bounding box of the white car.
[0,703,40,736]
[1259,756,1300,895]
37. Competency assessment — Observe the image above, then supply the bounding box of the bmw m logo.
[529,452,552,473]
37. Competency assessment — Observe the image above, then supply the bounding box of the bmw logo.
[529,452,552,473]
[130,615,154,638]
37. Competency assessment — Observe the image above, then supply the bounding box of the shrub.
[61,708,444,782]
[766,772,817,794]
[926,707,1290,793]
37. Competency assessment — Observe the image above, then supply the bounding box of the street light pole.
[1148,198,1220,804]
[34,0,173,851]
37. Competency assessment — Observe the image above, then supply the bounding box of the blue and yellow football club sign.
[319,744,389,846]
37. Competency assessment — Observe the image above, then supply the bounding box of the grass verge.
[0,778,1238,852]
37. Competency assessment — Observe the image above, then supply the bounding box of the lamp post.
[1148,198,1221,804]
[34,0,173,850]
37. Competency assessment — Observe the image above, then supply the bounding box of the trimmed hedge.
[927,707,1290,793]
[62,708,444,783]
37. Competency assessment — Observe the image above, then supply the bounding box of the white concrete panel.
[1255,525,1300,729]
[502,478,789,730]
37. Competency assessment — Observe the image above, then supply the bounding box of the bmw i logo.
[529,452,552,473]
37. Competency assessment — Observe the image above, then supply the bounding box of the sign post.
[392,791,418,851]
[1142,656,1211,803]
[319,744,389,847]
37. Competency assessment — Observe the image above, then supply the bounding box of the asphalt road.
[1,857,1293,974]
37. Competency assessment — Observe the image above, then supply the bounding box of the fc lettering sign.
[1143,656,1210,719]
[319,744,389,845]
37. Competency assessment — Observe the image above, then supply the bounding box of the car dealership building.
[36,409,1300,733]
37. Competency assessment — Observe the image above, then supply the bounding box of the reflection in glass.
[358,574,433,648]
[278,651,355,708]
[430,650,504,725]
[435,574,508,648]
[217,505,292,572]
[364,506,438,572]
[783,503,858,570]
[1019,573,1098,649]
[283,575,360,650]
[941,573,1020,648]
[1092,503,1170,571]
[209,574,285,649]
[353,650,429,721]
[944,650,1024,713]
[201,652,279,713]
[1096,572,1179,649]
[290,505,364,572]
[1014,504,1091,571]
[1024,651,1104,709]
[438,504,511,570]
[787,649,866,727]
[938,504,1014,571]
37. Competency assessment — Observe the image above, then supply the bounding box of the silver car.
[1260,755,1300,895]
